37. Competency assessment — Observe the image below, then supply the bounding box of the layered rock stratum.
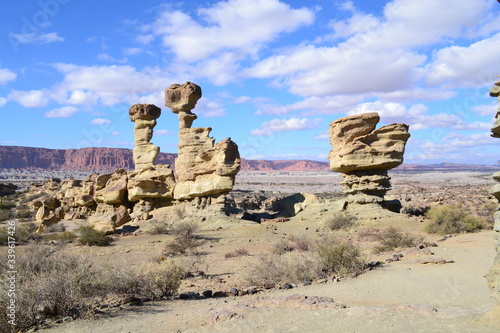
[328,112,410,208]
[488,76,500,301]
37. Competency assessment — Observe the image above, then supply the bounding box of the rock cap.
[129,104,161,122]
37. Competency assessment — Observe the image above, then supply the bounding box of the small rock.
[213,291,228,298]
[279,282,293,290]
[179,292,200,300]
[202,290,213,298]
[300,281,312,287]
[263,283,275,289]
[229,288,239,296]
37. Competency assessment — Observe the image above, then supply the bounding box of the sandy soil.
[25,171,500,332]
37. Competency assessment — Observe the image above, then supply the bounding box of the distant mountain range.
[0,145,498,172]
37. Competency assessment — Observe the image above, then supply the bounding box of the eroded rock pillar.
[488,77,500,301]
[129,104,161,170]
[165,82,241,200]
[328,112,410,208]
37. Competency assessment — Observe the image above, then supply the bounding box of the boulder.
[94,169,128,204]
[127,165,176,201]
[89,205,131,234]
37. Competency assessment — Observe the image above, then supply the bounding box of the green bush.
[373,227,423,253]
[424,205,488,235]
[43,231,77,244]
[0,210,13,222]
[77,226,114,246]
[326,212,358,231]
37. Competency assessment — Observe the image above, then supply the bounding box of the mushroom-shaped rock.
[165,82,202,113]
[129,104,162,170]
[328,112,410,207]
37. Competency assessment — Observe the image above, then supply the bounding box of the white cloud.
[155,129,173,135]
[90,118,111,125]
[196,98,227,117]
[0,97,7,107]
[474,103,498,117]
[246,0,499,97]
[250,117,322,136]
[0,68,17,85]
[9,32,64,44]
[313,131,329,141]
[44,106,79,118]
[112,131,121,136]
[347,101,492,131]
[123,47,142,55]
[143,0,315,63]
[97,53,128,63]
[51,64,172,106]
[425,32,500,88]
[7,90,49,107]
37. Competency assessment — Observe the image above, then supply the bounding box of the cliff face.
[0,145,330,172]
[0,146,176,172]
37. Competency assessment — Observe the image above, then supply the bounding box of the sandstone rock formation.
[25,82,240,233]
[129,104,161,171]
[488,76,500,301]
[328,112,410,208]
[165,82,241,200]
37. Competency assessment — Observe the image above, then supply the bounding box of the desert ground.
[2,170,500,332]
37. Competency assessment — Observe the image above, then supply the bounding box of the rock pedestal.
[328,112,410,207]
[488,77,500,301]
[129,104,161,171]
[165,82,241,200]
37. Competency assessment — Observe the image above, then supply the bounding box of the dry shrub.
[246,235,366,285]
[42,231,77,244]
[245,252,323,286]
[273,235,312,255]
[0,222,38,246]
[77,226,114,246]
[0,245,186,331]
[140,260,185,298]
[315,235,366,277]
[164,221,201,256]
[225,248,250,259]
[424,204,488,235]
[45,223,66,233]
[146,220,170,235]
[326,212,358,231]
[373,227,423,253]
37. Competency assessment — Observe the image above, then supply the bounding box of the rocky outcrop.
[488,77,500,301]
[165,82,241,200]
[24,82,240,233]
[328,112,410,208]
[129,104,162,171]
[0,183,17,196]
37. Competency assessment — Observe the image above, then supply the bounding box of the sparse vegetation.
[225,248,250,259]
[424,204,488,235]
[373,227,423,253]
[146,220,170,235]
[0,222,38,246]
[246,235,366,285]
[42,231,78,244]
[0,245,185,331]
[326,212,358,231]
[273,234,312,255]
[77,226,114,246]
[163,221,201,256]
[315,235,367,277]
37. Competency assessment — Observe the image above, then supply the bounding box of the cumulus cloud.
[90,118,111,125]
[0,68,17,85]
[9,32,64,44]
[195,97,227,117]
[425,32,500,88]
[7,90,49,107]
[254,95,363,116]
[0,97,8,107]
[51,63,172,106]
[250,117,322,136]
[347,101,492,131]
[142,0,314,62]
[246,0,498,97]
[44,106,79,118]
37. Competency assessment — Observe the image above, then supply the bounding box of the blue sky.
[1,0,499,164]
